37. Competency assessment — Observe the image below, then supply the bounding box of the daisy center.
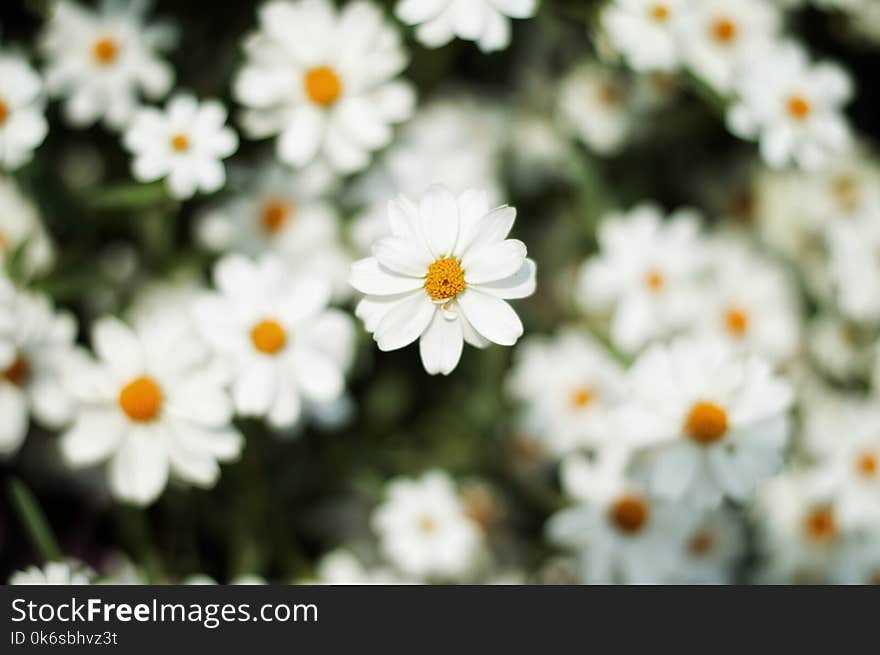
[3,353,29,387]
[170,134,190,152]
[786,95,811,121]
[710,17,737,44]
[831,175,860,213]
[684,401,728,445]
[92,37,120,65]
[424,257,466,301]
[251,319,287,355]
[259,198,293,235]
[688,530,715,557]
[418,515,437,534]
[724,306,749,337]
[856,452,877,478]
[644,268,666,293]
[803,506,836,544]
[118,375,163,422]
[597,82,623,107]
[304,66,342,107]
[649,3,670,22]
[0,99,8,124]
[608,494,650,535]
[0,229,9,252]
[570,385,595,409]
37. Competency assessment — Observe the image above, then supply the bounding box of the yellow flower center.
[570,385,595,409]
[424,257,466,301]
[608,494,650,535]
[649,3,670,22]
[724,306,750,337]
[598,82,623,107]
[0,99,8,125]
[711,17,737,44]
[786,95,811,120]
[304,66,342,107]
[118,376,163,422]
[3,354,29,387]
[831,175,860,213]
[803,506,836,544]
[418,515,437,534]
[251,319,287,355]
[856,452,877,478]
[92,37,119,65]
[170,134,190,152]
[684,401,728,445]
[259,199,293,235]
[688,530,715,557]
[0,229,9,252]
[644,269,666,293]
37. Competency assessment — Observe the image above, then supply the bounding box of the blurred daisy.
[673,508,745,584]
[372,470,483,580]
[799,152,880,229]
[506,329,625,455]
[0,51,48,170]
[123,93,238,200]
[0,282,78,457]
[727,42,853,169]
[8,560,93,585]
[577,204,707,354]
[808,314,874,383]
[39,0,176,129]
[829,534,880,585]
[827,217,880,322]
[558,63,634,156]
[350,185,536,375]
[194,254,354,430]
[313,549,411,585]
[234,0,415,173]
[797,381,874,459]
[0,177,55,277]
[601,0,687,72]
[623,337,793,508]
[395,0,537,53]
[60,314,244,506]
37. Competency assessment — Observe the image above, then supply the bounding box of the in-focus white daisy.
[0,281,78,456]
[395,0,537,53]
[123,93,238,200]
[672,508,745,584]
[679,0,781,94]
[372,470,483,580]
[39,0,176,129]
[194,254,354,430]
[60,313,244,506]
[506,329,625,455]
[827,216,880,322]
[0,51,48,170]
[622,336,793,508]
[548,447,696,584]
[727,42,853,169]
[8,560,93,585]
[601,0,687,72]
[350,185,536,375]
[0,177,55,277]
[234,0,415,173]
[576,204,707,354]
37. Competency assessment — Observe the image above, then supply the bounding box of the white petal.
[419,312,464,375]
[59,409,125,467]
[293,348,343,402]
[109,427,169,506]
[278,105,325,167]
[266,375,303,429]
[462,239,526,284]
[349,258,424,295]
[375,292,435,351]
[457,289,523,346]
[460,205,514,254]
[92,317,145,380]
[372,236,432,277]
[472,258,536,299]
[0,385,28,456]
[233,360,276,417]
[419,185,459,258]
[650,444,698,500]
[166,425,220,487]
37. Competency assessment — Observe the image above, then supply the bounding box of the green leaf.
[8,477,62,563]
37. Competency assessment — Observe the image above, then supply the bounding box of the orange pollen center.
[259,199,293,235]
[251,319,287,355]
[725,307,750,337]
[570,385,595,409]
[304,66,342,107]
[424,257,466,301]
[711,18,737,43]
[0,99,8,124]
[832,175,860,212]
[0,229,9,252]
[856,452,877,478]
[684,401,728,445]
[3,354,29,386]
[118,376,163,422]
[598,82,623,106]
[170,134,189,152]
[803,506,836,543]
[650,3,670,22]
[644,269,666,293]
[418,515,436,534]
[786,95,811,120]
[92,37,119,64]
[609,494,650,535]
[688,530,715,556]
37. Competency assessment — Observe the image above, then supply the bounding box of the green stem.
[8,478,62,562]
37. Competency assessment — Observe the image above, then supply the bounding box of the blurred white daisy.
[8,560,93,585]
[194,254,354,430]
[601,0,687,72]
[60,314,244,506]
[234,0,415,173]
[797,381,875,459]
[577,204,707,354]
[313,549,411,585]
[798,152,880,229]
[622,336,793,508]
[727,42,853,169]
[828,534,880,585]
[372,470,483,580]
[350,185,536,375]
[39,0,176,129]
[827,216,880,322]
[807,314,874,383]
[0,176,55,277]
[0,51,48,170]
[0,281,78,457]
[506,329,625,455]
[558,63,634,156]
[395,0,537,53]
[123,93,238,200]
[672,508,745,584]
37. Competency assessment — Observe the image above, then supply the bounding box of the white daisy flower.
[576,204,707,354]
[727,42,853,169]
[827,216,880,323]
[506,329,625,456]
[807,314,874,383]
[673,508,745,584]
[372,470,483,581]
[0,281,78,457]
[313,549,412,585]
[829,534,880,585]
[122,93,238,200]
[0,176,55,277]
[0,51,48,170]
[798,382,877,459]
[234,0,415,173]
[798,152,880,229]
[601,0,688,72]
[622,336,794,508]
[350,185,536,375]
[194,254,354,430]
[548,447,696,584]
[8,560,93,585]
[59,313,244,506]
[679,0,781,94]
[395,0,537,53]
[39,0,176,129]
